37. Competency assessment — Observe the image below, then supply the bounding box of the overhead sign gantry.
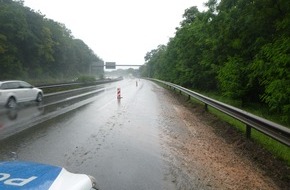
[91,61,141,70]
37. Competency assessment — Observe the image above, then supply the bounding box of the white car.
[0,161,99,190]
[0,80,43,108]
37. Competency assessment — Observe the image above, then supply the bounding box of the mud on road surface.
[153,83,289,190]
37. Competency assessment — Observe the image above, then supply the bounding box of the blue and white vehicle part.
[0,161,98,190]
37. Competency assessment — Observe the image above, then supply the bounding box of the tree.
[0,0,103,81]
[141,0,290,122]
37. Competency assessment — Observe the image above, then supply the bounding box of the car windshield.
[19,81,32,88]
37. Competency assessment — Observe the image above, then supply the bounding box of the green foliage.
[217,56,246,99]
[141,0,290,123]
[0,0,103,80]
[76,75,96,84]
[252,36,290,122]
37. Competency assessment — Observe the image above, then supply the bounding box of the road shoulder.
[154,83,289,189]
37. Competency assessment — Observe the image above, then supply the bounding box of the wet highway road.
[0,79,282,190]
[0,79,177,189]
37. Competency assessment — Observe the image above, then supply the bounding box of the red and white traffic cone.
[117,88,122,99]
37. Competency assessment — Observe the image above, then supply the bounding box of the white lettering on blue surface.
[0,173,10,181]
[0,173,37,186]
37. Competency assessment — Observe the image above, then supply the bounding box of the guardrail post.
[246,125,252,139]
[151,78,290,147]
[204,104,208,111]
[188,95,191,101]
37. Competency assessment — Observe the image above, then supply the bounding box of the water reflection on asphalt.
[0,79,177,190]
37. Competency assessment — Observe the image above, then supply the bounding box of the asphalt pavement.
[0,79,177,190]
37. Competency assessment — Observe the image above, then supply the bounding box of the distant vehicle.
[0,80,43,108]
[0,161,99,190]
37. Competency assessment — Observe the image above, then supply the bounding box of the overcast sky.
[24,0,207,68]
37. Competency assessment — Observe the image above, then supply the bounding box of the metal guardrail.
[36,82,82,89]
[36,78,122,89]
[151,79,290,147]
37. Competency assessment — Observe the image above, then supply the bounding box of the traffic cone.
[117,88,122,99]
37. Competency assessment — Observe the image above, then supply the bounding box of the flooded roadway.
[0,79,178,190]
